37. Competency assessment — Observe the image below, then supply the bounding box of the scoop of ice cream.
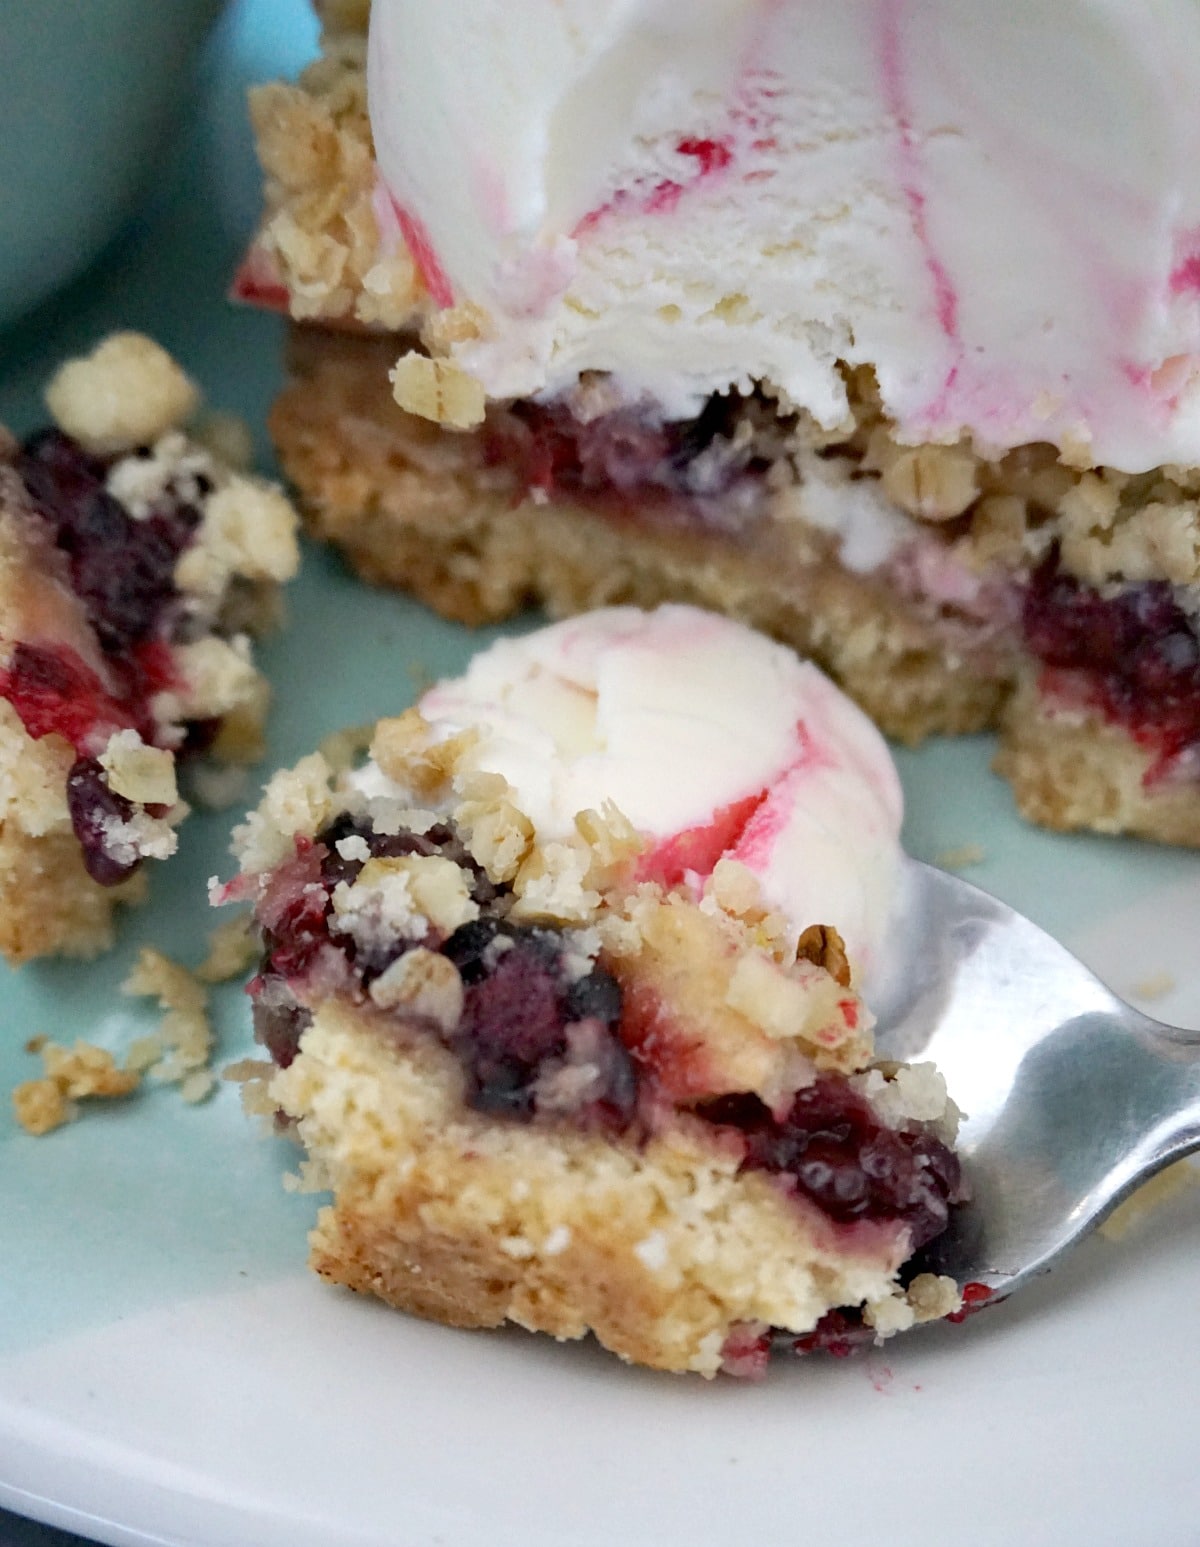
[369,0,1200,471]
[416,606,903,968]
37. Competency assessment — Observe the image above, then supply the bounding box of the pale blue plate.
[1,5,1199,1546]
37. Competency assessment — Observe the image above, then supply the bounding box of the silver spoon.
[866,858,1200,1306]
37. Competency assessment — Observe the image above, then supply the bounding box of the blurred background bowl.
[0,0,226,331]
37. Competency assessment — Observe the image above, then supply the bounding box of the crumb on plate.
[935,843,987,871]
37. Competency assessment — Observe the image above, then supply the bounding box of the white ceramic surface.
[1,4,1199,1544]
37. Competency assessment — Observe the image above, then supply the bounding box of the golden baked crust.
[244,14,426,331]
[284,1006,933,1377]
[997,677,1200,848]
[0,782,147,963]
[237,717,962,1376]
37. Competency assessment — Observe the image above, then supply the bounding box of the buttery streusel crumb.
[231,753,336,873]
[389,351,486,431]
[245,24,423,330]
[221,1057,279,1122]
[13,1076,74,1136]
[98,731,179,807]
[45,332,199,455]
[121,947,216,1094]
[12,1039,141,1136]
[196,911,259,984]
[369,710,476,799]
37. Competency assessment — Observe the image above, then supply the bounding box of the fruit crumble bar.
[0,333,300,963]
[240,3,1200,849]
[221,608,964,1376]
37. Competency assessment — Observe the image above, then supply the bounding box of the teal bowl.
[0,0,226,330]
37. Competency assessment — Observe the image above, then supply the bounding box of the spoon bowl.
[867,859,1200,1300]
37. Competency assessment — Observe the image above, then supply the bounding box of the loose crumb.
[389,351,485,430]
[317,722,374,773]
[196,911,259,983]
[121,946,215,1093]
[1129,970,1177,1003]
[222,1057,278,1120]
[13,1077,73,1136]
[15,941,234,1131]
[12,1040,140,1135]
[1100,1161,1199,1241]
[45,332,200,454]
[935,843,987,871]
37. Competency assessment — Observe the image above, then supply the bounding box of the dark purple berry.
[1023,548,1200,764]
[454,937,567,1117]
[252,985,312,1070]
[486,388,776,528]
[441,916,508,985]
[565,966,622,1025]
[65,757,140,886]
[698,1078,962,1250]
[18,428,200,656]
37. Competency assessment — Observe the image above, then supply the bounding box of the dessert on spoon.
[221,606,967,1377]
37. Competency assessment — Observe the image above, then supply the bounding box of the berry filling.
[483,390,783,532]
[252,815,636,1126]
[0,642,138,750]
[791,1307,875,1358]
[17,430,201,656]
[1023,547,1200,773]
[443,917,636,1124]
[249,811,963,1258]
[3,430,213,883]
[698,1082,962,1253]
[480,395,1200,784]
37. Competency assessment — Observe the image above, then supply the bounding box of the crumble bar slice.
[241,11,1200,848]
[0,333,300,963]
[222,666,964,1377]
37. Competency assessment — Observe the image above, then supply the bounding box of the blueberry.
[65,757,140,886]
[565,967,622,1025]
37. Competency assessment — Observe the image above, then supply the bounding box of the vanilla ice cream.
[410,605,903,967]
[368,0,1200,471]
